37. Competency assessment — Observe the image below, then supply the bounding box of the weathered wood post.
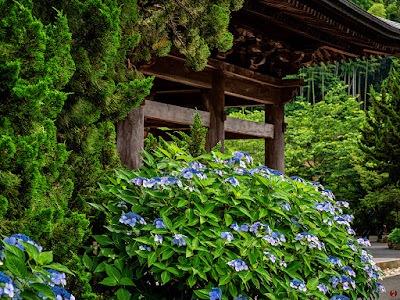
[117,106,144,170]
[265,103,285,174]
[202,69,225,152]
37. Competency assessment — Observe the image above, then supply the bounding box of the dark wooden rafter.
[140,54,303,105]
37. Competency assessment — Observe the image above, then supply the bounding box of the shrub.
[0,234,74,299]
[388,228,400,245]
[86,144,385,300]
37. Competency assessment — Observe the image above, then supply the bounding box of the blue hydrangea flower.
[227,259,248,271]
[342,214,354,222]
[345,243,357,252]
[263,251,277,263]
[223,177,240,187]
[188,161,206,169]
[346,227,355,235]
[341,266,356,277]
[323,218,333,226]
[142,178,158,188]
[232,151,253,165]
[326,256,343,267]
[317,283,329,294]
[225,157,245,168]
[281,202,291,211]
[335,201,349,208]
[322,189,335,200]
[51,286,75,300]
[138,245,152,251]
[295,233,318,243]
[289,280,307,292]
[2,282,14,298]
[180,168,207,180]
[230,223,240,231]
[314,201,335,214]
[221,232,234,242]
[3,234,43,252]
[234,168,251,176]
[211,170,224,177]
[328,276,340,288]
[279,256,287,268]
[234,295,247,300]
[356,238,371,247]
[375,282,385,293]
[333,216,350,226]
[130,177,146,186]
[154,234,163,244]
[46,269,67,286]
[159,177,182,187]
[340,275,356,290]
[240,224,249,232]
[153,218,167,229]
[172,234,187,246]
[330,296,350,300]
[119,213,146,227]
[290,176,304,183]
[209,287,222,300]
[262,233,283,246]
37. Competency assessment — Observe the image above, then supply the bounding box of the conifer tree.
[0,0,89,253]
[359,63,400,184]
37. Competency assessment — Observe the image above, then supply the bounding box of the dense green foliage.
[1,0,243,297]
[388,228,400,244]
[87,145,384,299]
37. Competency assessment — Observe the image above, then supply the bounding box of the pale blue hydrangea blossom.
[221,232,234,242]
[289,280,307,292]
[172,234,187,246]
[227,259,248,271]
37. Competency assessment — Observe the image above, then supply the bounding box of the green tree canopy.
[360,63,400,184]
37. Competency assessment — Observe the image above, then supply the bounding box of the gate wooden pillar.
[202,69,225,152]
[265,103,285,174]
[117,106,144,170]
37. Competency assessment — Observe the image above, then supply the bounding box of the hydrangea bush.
[87,144,384,299]
[0,234,74,299]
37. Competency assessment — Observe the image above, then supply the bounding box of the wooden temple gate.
[118,0,400,173]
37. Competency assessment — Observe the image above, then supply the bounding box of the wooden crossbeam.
[140,56,303,105]
[143,100,274,139]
